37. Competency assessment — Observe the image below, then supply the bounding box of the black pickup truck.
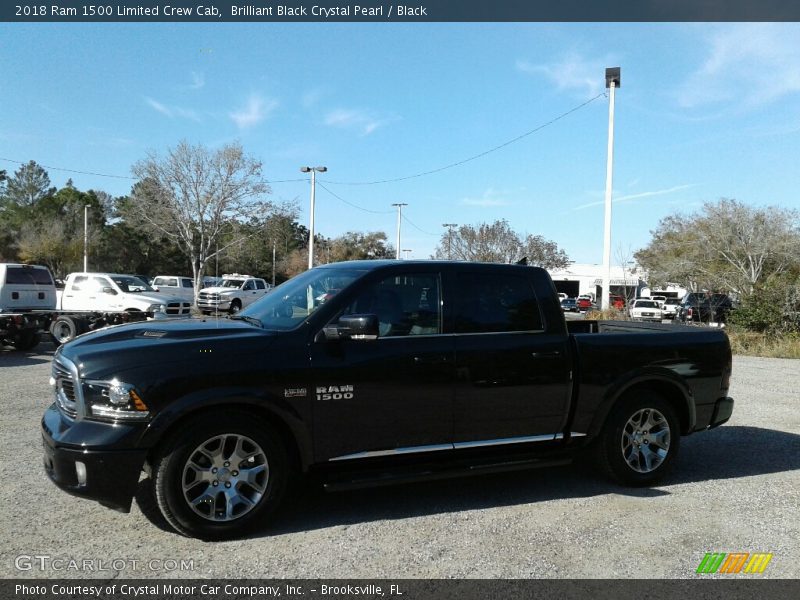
[42,260,734,539]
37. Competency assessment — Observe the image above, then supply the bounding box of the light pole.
[442,223,457,259]
[83,204,90,272]
[601,67,620,311]
[391,203,407,260]
[301,166,327,270]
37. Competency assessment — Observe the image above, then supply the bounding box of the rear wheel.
[11,329,39,351]
[596,392,680,486]
[50,316,83,345]
[151,412,289,540]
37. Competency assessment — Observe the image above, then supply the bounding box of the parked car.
[677,293,733,324]
[650,295,667,307]
[661,297,681,320]
[197,273,271,314]
[42,260,734,539]
[577,296,594,311]
[609,295,626,310]
[561,297,578,312]
[630,299,663,322]
[152,275,195,303]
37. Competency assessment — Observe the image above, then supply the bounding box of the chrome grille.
[165,301,192,315]
[52,357,78,418]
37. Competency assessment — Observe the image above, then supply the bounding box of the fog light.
[75,461,87,486]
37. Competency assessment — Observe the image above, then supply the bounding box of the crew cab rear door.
[310,266,454,462]
[451,266,571,444]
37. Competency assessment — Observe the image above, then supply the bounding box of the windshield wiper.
[229,315,263,328]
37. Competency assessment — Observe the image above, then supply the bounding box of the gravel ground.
[1,341,798,579]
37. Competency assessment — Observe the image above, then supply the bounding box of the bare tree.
[636,199,800,297]
[124,141,271,297]
[433,219,569,269]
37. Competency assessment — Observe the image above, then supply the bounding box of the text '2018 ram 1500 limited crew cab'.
[42,260,734,540]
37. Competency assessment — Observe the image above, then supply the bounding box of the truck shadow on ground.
[134,425,799,538]
[0,345,53,367]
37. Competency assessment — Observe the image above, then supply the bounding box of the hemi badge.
[284,388,307,398]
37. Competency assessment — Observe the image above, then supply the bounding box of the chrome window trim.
[328,432,585,462]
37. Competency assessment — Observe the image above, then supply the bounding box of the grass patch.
[726,329,800,359]
[584,308,630,321]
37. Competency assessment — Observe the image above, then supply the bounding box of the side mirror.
[323,314,379,341]
[102,287,118,295]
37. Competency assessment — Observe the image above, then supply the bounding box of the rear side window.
[455,272,543,333]
[181,278,193,288]
[5,266,54,285]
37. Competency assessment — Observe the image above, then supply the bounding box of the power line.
[316,182,394,214]
[402,213,439,236]
[0,157,136,180]
[320,92,607,186]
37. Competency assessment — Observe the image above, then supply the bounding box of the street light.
[391,203,407,259]
[601,67,620,311]
[83,204,90,272]
[301,166,327,269]
[442,223,457,260]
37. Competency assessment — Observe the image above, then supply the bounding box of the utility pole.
[83,204,90,272]
[442,223,457,260]
[391,203,407,260]
[602,67,620,311]
[272,240,276,287]
[301,166,327,270]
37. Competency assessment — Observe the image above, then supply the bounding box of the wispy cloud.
[144,96,201,121]
[229,95,278,129]
[678,24,800,110]
[516,52,611,98]
[189,71,205,90]
[302,88,325,109]
[324,108,395,136]
[572,184,698,211]
[461,187,514,207]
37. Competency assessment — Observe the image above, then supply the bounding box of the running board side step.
[322,456,573,492]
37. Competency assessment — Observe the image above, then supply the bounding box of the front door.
[310,269,454,462]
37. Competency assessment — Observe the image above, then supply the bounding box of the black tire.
[11,329,39,351]
[229,300,242,314]
[50,316,82,345]
[151,412,289,540]
[596,392,680,486]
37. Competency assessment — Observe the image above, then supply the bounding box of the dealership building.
[546,263,688,302]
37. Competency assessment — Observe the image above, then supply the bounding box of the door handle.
[414,355,450,365]
[531,351,561,358]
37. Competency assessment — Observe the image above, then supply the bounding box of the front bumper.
[41,404,148,512]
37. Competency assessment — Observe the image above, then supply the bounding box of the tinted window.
[342,272,441,337]
[455,272,542,333]
[4,266,54,285]
[182,278,194,288]
[243,280,255,291]
[255,280,266,290]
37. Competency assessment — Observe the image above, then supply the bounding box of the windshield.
[221,279,245,288]
[636,301,658,308]
[241,267,365,330]
[111,276,154,293]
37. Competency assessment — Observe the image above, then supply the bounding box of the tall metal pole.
[308,168,317,270]
[272,240,276,287]
[392,203,407,260]
[83,204,89,272]
[443,223,457,260]
[602,68,620,311]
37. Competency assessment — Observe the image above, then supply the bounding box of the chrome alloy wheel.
[181,434,269,522]
[621,408,671,473]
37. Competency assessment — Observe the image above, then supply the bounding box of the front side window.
[255,280,266,290]
[340,272,441,337]
[455,272,542,334]
[243,280,255,291]
[182,278,194,288]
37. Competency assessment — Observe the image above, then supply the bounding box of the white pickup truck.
[196,273,271,314]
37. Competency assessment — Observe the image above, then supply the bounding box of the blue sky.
[2,23,799,263]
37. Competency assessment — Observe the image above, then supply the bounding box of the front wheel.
[151,412,289,540]
[229,300,242,314]
[596,392,680,486]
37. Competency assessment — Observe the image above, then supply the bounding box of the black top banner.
[4,0,800,23]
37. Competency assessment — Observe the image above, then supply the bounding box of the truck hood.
[200,286,241,294]
[123,291,184,305]
[58,318,277,379]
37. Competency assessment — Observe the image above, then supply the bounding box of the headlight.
[83,379,150,421]
[148,303,166,313]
